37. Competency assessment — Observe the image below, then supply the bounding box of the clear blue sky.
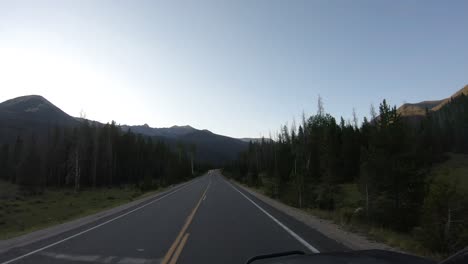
[1,0,467,138]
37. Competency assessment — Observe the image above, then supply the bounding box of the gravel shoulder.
[234,182,403,253]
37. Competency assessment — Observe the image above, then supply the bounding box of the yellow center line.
[168,233,190,264]
[161,180,210,264]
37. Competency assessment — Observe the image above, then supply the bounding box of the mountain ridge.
[0,95,78,126]
[4,84,466,165]
[398,84,468,117]
[0,95,248,165]
[120,124,199,138]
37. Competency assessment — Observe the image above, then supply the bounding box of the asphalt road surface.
[0,171,346,264]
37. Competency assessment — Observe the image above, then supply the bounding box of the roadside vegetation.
[225,95,468,258]
[0,120,203,239]
[230,178,439,258]
[0,120,196,193]
[0,180,165,239]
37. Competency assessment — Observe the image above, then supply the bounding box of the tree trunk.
[92,130,98,187]
[74,148,80,193]
[445,207,451,241]
[365,183,369,219]
[191,154,194,176]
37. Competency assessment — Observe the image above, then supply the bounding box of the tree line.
[0,120,196,193]
[225,95,468,255]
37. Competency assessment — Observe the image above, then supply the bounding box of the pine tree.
[18,136,42,194]
[0,144,10,181]
[12,135,24,184]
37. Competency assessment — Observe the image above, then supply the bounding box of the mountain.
[432,85,468,111]
[177,130,248,164]
[398,85,468,120]
[120,124,197,138]
[240,138,272,143]
[0,95,78,126]
[397,100,445,117]
[0,95,79,144]
[0,95,247,165]
[121,124,248,165]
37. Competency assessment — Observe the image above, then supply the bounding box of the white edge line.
[202,178,211,201]
[1,178,201,264]
[226,180,320,254]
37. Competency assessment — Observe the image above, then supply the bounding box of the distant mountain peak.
[1,95,52,110]
[170,125,193,129]
[453,84,468,97]
[397,84,468,122]
[7,94,47,101]
[0,95,64,114]
[398,100,445,117]
[120,123,199,138]
[240,137,269,143]
[0,94,78,137]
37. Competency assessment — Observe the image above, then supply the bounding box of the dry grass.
[429,153,468,190]
[0,181,160,240]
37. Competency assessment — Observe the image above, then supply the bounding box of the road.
[0,171,346,264]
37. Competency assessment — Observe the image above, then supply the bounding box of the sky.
[1,0,467,138]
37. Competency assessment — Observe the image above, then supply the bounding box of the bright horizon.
[1,0,467,138]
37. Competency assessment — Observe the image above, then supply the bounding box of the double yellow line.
[161,181,211,264]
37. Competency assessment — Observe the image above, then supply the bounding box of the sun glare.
[0,46,140,122]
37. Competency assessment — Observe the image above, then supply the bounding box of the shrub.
[417,176,468,254]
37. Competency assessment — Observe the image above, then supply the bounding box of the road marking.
[0,178,202,264]
[226,180,320,253]
[40,251,100,262]
[161,181,210,264]
[37,252,159,264]
[168,233,189,264]
[117,257,155,264]
[102,256,117,263]
[203,195,206,201]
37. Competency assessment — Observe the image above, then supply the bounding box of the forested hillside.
[226,94,468,256]
[0,120,195,193]
[120,125,248,165]
[0,94,246,193]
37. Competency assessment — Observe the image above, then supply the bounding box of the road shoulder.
[0,179,196,254]
[232,181,402,253]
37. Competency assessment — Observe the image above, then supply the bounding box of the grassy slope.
[0,181,162,240]
[429,153,468,189]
